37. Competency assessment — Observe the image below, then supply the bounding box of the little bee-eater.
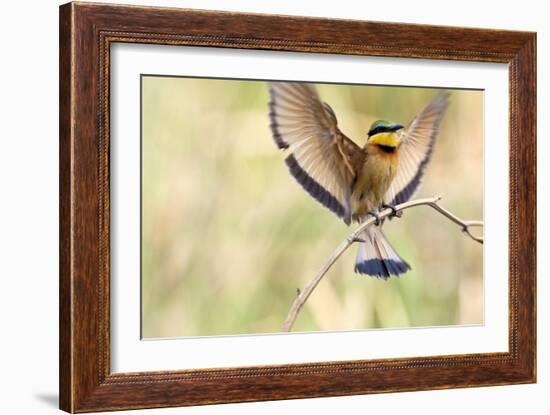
[268,82,449,279]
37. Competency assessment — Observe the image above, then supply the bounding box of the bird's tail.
[355,225,411,279]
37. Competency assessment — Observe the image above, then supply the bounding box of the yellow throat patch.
[369,132,399,147]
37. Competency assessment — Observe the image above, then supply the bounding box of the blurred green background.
[141,76,484,338]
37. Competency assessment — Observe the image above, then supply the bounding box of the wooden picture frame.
[59,2,536,412]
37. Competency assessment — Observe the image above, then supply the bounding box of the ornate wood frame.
[59,2,536,412]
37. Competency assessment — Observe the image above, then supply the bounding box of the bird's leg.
[367,210,381,226]
[382,203,403,218]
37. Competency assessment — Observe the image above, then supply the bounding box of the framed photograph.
[59,2,536,412]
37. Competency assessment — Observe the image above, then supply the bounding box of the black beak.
[390,124,404,132]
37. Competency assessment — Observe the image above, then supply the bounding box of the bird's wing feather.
[269,82,361,224]
[384,92,450,206]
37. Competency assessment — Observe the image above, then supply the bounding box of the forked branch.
[282,196,483,332]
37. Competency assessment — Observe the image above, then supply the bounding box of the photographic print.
[141,76,484,338]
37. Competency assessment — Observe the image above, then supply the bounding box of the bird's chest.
[352,152,398,215]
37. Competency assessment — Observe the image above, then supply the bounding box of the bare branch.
[282,196,483,332]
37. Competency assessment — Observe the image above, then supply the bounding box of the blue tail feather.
[354,226,411,279]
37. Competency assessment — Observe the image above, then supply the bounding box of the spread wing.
[268,82,362,224]
[384,92,450,206]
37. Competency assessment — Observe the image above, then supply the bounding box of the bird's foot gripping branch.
[281,196,483,333]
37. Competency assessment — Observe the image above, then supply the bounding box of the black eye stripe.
[368,124,402,136]
[368,126,388,136]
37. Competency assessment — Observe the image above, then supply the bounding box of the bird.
[268,82,449,279]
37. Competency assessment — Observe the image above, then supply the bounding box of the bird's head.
[367,120,404,150]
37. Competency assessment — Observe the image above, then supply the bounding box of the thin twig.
[282,196,483,332]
